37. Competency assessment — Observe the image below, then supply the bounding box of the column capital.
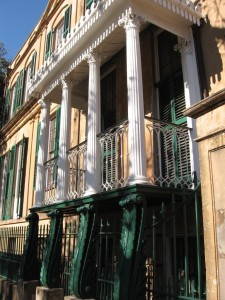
[38,98,50,109]
[119,9,145,31]
[85,50,100,65]
[60,76,73,90]
[174,38,193,54]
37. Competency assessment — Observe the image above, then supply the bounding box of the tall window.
[157,31,190,181]
[101,69,116,131]
[45,31,53,61]
[1,137,28,220]
[54,21,64,50]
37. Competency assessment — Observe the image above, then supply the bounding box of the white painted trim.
[28,0,201,100]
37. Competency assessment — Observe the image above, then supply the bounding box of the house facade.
[0,0,222,299]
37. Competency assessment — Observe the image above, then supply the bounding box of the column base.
[128,175,149,185]
[36,287,64,300]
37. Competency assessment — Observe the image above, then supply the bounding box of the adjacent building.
[0,0,224,299]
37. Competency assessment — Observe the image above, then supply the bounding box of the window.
[45,31,53,61]
[157,31,191,181]
[0,88,10,128]
[101,69,116,131]
[54,21,64,50]
[24,51,37,102]
[33,107,61,190]
[12,69,26,114]
[1,137,28,220]
[63,5,72,38]
[86,0,94,9]
[101,69,117,188]
[54,6,72,50]
[48,106,61,160]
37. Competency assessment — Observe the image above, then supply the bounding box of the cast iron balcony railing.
[67,142,87,199]
[43,118,193,204]
[145,117,192,189]
[99,120,129,191]
[44,156,58,204]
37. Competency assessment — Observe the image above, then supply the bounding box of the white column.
[35,99,50,206]
[119,10,148,184]
[179,32,201,179]
[56,78,72,200]
[84,51,101,195]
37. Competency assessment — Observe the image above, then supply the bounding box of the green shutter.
[34,123,41,189]
[13,78,19,113]
[30,51,37,79]
[63,5,72,38]
[86,0,94,9]
[54,106,61,157]
[17,69,26,108]
[3,88,10,125]
[15,136,28,217]
[13,69,26,113]
[2,146,16,220]
[45,31,52,61]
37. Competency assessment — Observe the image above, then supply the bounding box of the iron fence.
[60,215,79,296]
[145,188,206,300]
[0,225,28,281]
[96,218,120,300]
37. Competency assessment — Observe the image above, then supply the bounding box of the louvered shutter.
[102,135,116,189]
[34,123,41,189]
[54,106,61,157]
[13,78,19,113]
[3,88,10,125]
[86,0,94,9]
[1,154,8,219]
[45,31,52,61]
[17,69,26,108]
[13,69,26,113]
[3,146,16,220]
[30,51,37,79]
[15,137,28,217]
[63,5,72,38]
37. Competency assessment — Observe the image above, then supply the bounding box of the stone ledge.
[36,286,64,300]
[184,88,225,119]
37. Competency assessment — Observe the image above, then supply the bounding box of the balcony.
[43,118,193,205]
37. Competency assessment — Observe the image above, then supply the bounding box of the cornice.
[184,88,225,119]
[29,0,202,99]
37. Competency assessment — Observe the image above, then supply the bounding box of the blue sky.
[0,0,48,60]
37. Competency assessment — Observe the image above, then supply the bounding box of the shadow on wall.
[195,0,225,93]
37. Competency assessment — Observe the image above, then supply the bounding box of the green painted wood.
[15,136,28,217]
[69,204,96,298]
[30,51,37,79]
[114,193,146,300]
[54,106,61,157]
[3,145,16,220]
[45,31,52,61]
[34,122,41,189]
[86,0,94,9]
[19,212,40,281]
[63,5,72,38]
[40,209,63,288]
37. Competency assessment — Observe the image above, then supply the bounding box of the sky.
[0,0,49,61]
